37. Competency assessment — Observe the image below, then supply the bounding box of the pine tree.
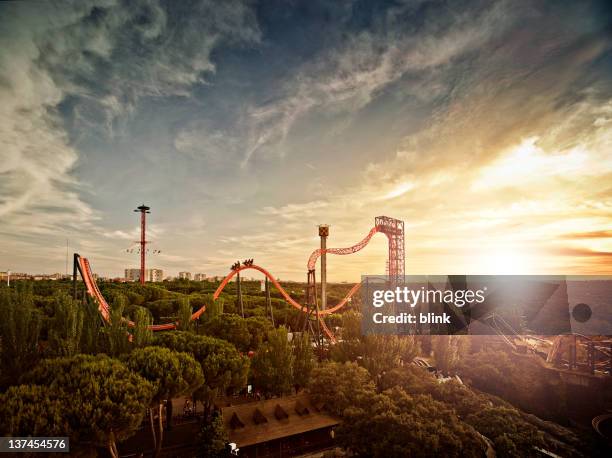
[0,283,41,387]
[80,295,103,354]
[107,293,130,356]
[197,411,228,458]
[124,346,204,456]
[155,332,249,417]
[292,331,314,390]
[177,297,193,332]
[47,292,84,357]
[21,354,154,458]
[252,326,294,396]
[132,306,153,347]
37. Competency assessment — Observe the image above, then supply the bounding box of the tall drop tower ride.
[134,204,150,285]
[318,224,329,310]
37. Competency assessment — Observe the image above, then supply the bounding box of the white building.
[150,269,163,282]
[125,268,164,282]
[194,273,207,281]
[178,271,192,280]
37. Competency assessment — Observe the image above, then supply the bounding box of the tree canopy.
[331,311,420,377]
[201,313,251,352]
[154,331,249,412]
[251,326,294,396]
[124,346,204,403]
[20,354,154,458]
[124,346,204,456]
[308,361,376,417]
[0,283,42,387]
[0,384,69,437]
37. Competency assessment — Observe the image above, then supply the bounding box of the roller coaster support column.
[72,253,85,301]
[305,269,323,357]
[265,277,275,326]
[73,254,78,299]
[319,225,329,310]
[237,271,244,318]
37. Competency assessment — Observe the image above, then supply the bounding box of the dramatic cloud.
[0,0,259,273]
[1,0,610,279]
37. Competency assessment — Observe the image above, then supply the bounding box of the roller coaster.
[74,216,405,342]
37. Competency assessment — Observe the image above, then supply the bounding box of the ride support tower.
[374,216,405,288]
[134,204,150,285]
[319,224,329,310]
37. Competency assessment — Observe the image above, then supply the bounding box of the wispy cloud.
[1,1,611,279]
[240,0,514,165]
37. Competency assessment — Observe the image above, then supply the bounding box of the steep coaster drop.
[75,216,405,341]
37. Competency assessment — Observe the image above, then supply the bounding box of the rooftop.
[221,393,339,448]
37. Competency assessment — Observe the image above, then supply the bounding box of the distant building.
[124,268,164,282]
[194,273,207,281]
[125,269,139,282]
[33,273,68,281]
[0,272,30,282]
[150,269,163,282]
[178,271,192,280]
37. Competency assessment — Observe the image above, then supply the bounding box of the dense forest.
[0,279,609,457]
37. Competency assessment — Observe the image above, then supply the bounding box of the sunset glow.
[0,1,610,280]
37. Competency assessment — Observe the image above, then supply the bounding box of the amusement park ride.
[73,213,405,343]
[71,209,612,378]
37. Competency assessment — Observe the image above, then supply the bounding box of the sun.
[471,248,535,274]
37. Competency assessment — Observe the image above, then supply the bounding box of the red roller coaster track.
[77,216,404,341]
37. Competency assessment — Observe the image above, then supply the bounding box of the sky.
[1,0,611,281]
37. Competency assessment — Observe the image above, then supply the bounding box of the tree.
[146,299,179,322]
[338,387,484,457]
[309,361,484,457]
[456,348,562,417]
[197,411,228,458]
[0,283,42,387]
[81,295,103,354]
[330,311,419,377]
[155,332,249,416]
[432,335,468,375]
[126,291,146,306]
[251,326,294,396]
[106,293,130,356]
[379,365,439,395]
[0,384,69,437]
[47,292,84,357]
[245,316,272,350]
[380,364,584,456]
[132,307,153,348]
[22,354,153,458]
[124,346,204,456]
[177,298,193,332]
[465,406,547,457]
[204,294,225,318]
[292,331,314,390]
[307,361,375,417]
[359,335,419,377]
[201,314,250,352]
